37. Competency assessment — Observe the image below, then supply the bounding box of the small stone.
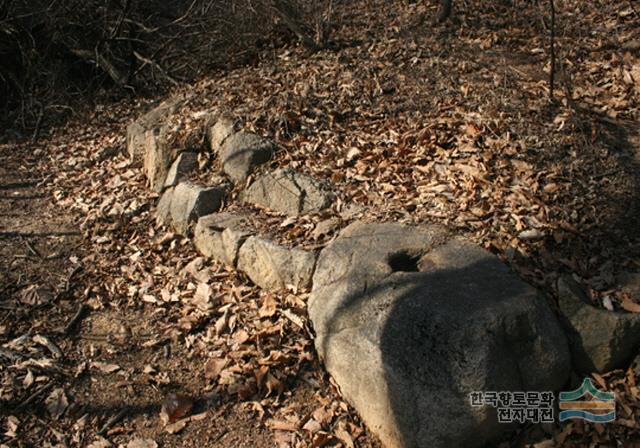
[236,237,316,291]
[241,168,333,216]
[518,229,544,240]
[208,116,235,153]
[164,152,198,188]
[157,182,227,235]
[557,275,640,372]
[219,131,273,183]
[194,213,253,267]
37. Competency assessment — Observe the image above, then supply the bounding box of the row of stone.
[128,98,335,234]
[162,200,640,447]
[157,195,317,291]
[127,97,275,192]
[128,100,640,448]
[128,101,328,292]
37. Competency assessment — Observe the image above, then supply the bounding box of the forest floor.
[1,0,640,447]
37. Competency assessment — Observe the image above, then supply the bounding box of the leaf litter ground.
[1,0,640,446]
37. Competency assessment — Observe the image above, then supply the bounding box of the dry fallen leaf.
[90,361,121,373]
[45,388,68,419]
[204,357,227,380]
[32,335,63,359]
[127,438,158,448]
[193,282,214,311]
[267,419,299,432]
[165,418,189,434]
[334,421,355,448]
[19,285,53,306]
[259,294,278,318]
[4,415,19,438]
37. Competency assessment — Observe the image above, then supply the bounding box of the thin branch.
[132,50,179,86]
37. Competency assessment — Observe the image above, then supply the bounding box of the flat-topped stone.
[219,131,273,184]
[208,115,235,153]
[156,182,227,235]
[127,97,185,163]
[241,168,333,216]
[194,213,253,267]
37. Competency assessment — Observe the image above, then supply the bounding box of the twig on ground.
[97,408,129,435]
[64,303,90,335]
[22,238,42,259]
[55,265,83,301]
[17,382,54,410]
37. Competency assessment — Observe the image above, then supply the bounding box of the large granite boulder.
[156,183,227,235]
[557,275,640,373]
[241,168,333,216]
[236,237,316,291]
[308,221,571,448]
[219,131,273,184]
[194,213,253,267]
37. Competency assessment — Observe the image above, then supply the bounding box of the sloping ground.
[0,103,379,446]
[1,0,639,447]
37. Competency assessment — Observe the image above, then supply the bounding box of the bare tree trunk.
[549,0,556,100]
[437,0,453,22]
[271,0,321,51]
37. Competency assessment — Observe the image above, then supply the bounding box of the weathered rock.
[309,221,571,448]
[557,275,640,373]
[155,182,226,235]
[236,237,316,291]
[241,168,333,216]
[208,116,235,153]
[155,187,174,226]
[219,131,273,183]
[127,97,184,163]
[194,213,253,267]
[164,152,198,188]
[312,217,341,240]
[143,126,181,193]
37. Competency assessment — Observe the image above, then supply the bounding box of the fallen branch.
[68,47,129,87]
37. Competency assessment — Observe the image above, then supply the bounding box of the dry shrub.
[0,0,336,135]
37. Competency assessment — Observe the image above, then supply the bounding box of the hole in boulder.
[387,252,420,272]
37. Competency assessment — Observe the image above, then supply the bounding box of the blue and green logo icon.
[558,378,615,423]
